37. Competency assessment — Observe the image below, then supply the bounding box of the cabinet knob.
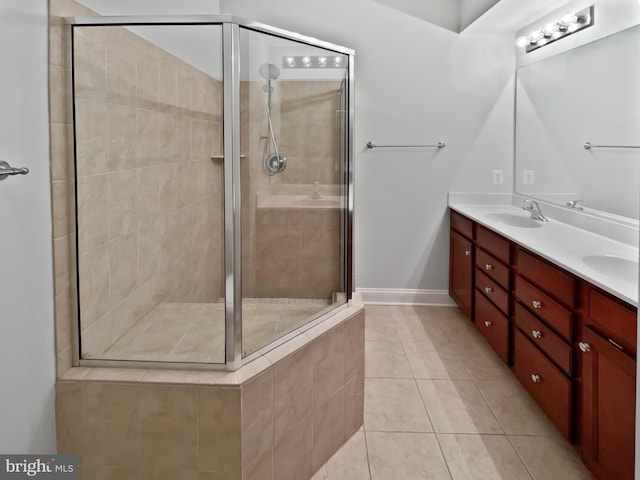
[532,300,542,309]
[464,250,471,257]
[484,287,493,294]
[485,264,493,271]
[484,320,492,327]
[531,374,542,383]
[579,342,591,353]
[532,329,542,339]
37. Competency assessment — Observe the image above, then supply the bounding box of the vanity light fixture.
[516,5,594,53]
[281,55,346,69]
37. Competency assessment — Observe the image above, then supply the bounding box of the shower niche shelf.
[211,154,246,160]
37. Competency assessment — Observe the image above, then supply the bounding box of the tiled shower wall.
[241,81,343,299]
[49,0,224,366]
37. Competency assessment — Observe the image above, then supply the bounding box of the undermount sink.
[484,212,543,228]
[582,255,639,283]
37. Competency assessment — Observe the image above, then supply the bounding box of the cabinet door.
[580,326,636,480]
[449,230,473,318]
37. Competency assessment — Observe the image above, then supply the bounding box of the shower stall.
[69,15,354,370]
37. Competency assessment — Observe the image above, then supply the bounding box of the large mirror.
[515,25,640,220]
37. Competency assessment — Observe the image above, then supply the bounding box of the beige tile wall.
[50,0,346,373]
[49,0,225,365]
[241,81,343,299]
[55,308,365,480]
[254,207,341,299]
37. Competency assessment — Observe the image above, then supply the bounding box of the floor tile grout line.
[505,434,536,480]
[432,431,456,480]
[361,429,374,480]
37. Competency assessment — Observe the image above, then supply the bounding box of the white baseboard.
[356,288,457,306]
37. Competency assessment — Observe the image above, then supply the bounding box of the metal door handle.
[532,330,542,339]
[0,160,29,181]
[464,250,471,257]
[579,342,591,353]
[531,374,541,383]
[485,264,493,271]
[484,287,493,294]
[532,300,542,309]
[484,320,492,327]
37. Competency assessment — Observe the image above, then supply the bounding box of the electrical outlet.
[492,170,504,185]
[523,170,535,185]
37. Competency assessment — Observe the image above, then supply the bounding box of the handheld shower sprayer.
[258,62,287,175]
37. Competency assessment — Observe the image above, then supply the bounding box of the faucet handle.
[522,199,538,210]
[566,200,584,210]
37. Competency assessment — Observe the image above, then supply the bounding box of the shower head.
[259,62,280,81]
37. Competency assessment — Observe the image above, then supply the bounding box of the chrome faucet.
[566,199,584,210]
[522,199,548,222]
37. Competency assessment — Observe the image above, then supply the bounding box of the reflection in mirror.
[515,25,640,220]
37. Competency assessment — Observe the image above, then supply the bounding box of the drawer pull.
[465,250,471,257]
[532,300,542,309]
[579,342,591,353]
[484,320,492,327]
[484,287,493,294]
[531,374,542,383]
[531,329,542,339]
[485,264,493,271]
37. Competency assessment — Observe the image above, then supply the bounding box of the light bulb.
[318,56,327,67]
[527,30,542,45]
[529,29,542,40]
[285,57,296,67]
[542,23,558,37]
[302,56,311,67]
[333,56,343,67]
[559,13,577,27]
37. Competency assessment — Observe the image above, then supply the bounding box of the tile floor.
[312,305,594,480]
[96,298,332,362]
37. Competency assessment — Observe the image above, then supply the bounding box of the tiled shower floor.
[312,305,594,480]
[100,298,331,363]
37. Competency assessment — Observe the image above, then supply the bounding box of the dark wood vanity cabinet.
[449,209,638,480]
[449,211,474,318]
[578,288,637,480]
[513,247,575,441]
[474,226,512,362]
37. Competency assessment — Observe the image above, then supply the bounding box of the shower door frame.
[67,15,355,371]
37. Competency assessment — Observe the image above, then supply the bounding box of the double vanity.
[448,194,638,480]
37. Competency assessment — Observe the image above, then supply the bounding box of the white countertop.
[449,197,639,307]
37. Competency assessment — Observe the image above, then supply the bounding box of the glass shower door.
[238,27,350,357]
[72,23,226,364]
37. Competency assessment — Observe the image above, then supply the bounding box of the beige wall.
[50,0,225,367]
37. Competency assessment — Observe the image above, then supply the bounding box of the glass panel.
[73,24,225,363]
[239,27,350,357]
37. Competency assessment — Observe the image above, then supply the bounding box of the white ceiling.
[368,0,573,34]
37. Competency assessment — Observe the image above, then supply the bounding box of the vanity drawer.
[475,290,509,363]
[514,302,572,375]
[514,329,572,440]
[476,226,510,265]
[588,288,637,353]
[450,210,473,240]
[476,248,509,290]
[476,270,509,316]
[516,248,576,306]
[515,276,573,341]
